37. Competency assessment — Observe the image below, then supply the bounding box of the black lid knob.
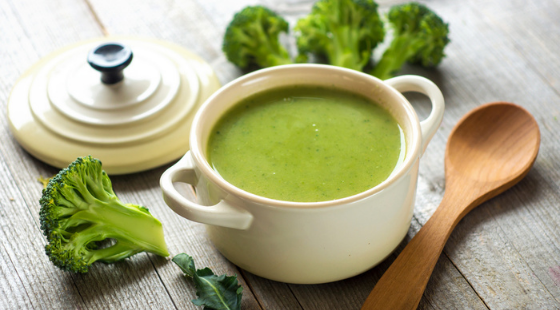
[87,43,133,84]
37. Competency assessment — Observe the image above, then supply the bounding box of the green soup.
[207,85,404,202]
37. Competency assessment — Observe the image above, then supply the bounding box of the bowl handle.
[160,151,253,230]
[385,75,445,154]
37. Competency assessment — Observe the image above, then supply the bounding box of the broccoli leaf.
[173,252,196,277]
[173,253,243,310]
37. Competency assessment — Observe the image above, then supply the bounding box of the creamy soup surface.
[207,85,404,202]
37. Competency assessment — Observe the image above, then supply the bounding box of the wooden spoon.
[361,102,540,310]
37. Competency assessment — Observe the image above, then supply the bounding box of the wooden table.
[2,0,559,309]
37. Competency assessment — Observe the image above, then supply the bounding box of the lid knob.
[87,43,133,84]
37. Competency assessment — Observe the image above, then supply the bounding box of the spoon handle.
[361,194,467,310]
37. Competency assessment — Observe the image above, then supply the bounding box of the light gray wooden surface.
[1,0,559,309]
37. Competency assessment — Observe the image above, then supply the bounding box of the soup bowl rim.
[189,64,422,209]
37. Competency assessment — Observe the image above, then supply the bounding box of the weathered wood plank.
[401,0,560,308]
[2,0,560,309]
[0,1,99,309]
[253,1,491,308]
[0,243,33,309]
[86,0,241,84]
[284,219,488,310]
[239,270,304,310]
[0,0,180,309]
[86,0,493,309]
[469,0,560,96]
[0,152,87,309]
[110,171,262,310]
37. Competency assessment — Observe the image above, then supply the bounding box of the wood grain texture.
[398,4,558,309]
[362,102,541,310]
[110,172,262,310]
[0,0,185,309]
[408,1,560,309]
[0,158,85,310]
[1,0,560,309]
[0,1,101,308]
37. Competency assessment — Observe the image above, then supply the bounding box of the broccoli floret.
[222,5,293,69]
[371,2,450,80]
[39,156,169,273]
[294,0,384,71]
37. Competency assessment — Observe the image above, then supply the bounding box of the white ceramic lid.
[8,37,220,174]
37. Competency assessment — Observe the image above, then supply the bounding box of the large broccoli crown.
[388,2,450,66]
[295,0,384,70]
[222,5,292,69]
[40,156,169,273]
[371,2,450,80]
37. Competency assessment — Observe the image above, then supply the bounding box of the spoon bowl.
[362,102,540,310]
[447,102,540,183]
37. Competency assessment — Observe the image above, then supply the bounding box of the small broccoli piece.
[39,156,169,273]
[37,175,52,189]
[294,0,384,71]
[223,5,293,69]
[371,2,450,80]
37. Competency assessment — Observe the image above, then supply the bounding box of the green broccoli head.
[40,156,169,273]
[295,0,384,70]
[222,5,293,69]
[371,2,450,80]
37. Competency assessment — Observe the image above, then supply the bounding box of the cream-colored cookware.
[161,65,445,284]
[8,37,220,174]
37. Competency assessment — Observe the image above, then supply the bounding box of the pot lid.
[8,37,221,174]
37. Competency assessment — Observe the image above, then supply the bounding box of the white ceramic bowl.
[160,64,444,284]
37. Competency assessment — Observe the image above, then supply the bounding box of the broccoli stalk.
[40,156,169,273]
[222,5,293,69]
[295,0,384,71]
[371,2,450,80]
